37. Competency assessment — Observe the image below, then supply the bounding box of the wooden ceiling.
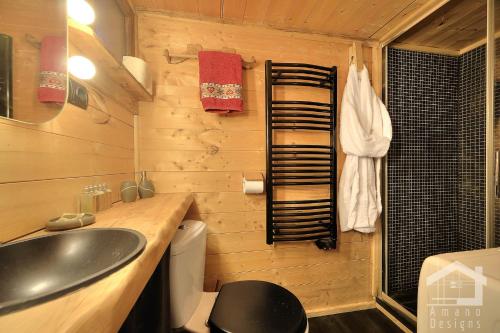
[130,0,447,41]
[394,0,489,54]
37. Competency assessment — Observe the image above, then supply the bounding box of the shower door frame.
[378,44,417,324]
[485,0,496,249]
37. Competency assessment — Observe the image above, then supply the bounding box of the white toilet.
[170,220,309,333]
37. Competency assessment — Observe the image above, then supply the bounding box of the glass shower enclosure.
[379,0,498,323]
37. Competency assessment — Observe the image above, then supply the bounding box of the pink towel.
[199,51,243,114]
[38,36,67,103]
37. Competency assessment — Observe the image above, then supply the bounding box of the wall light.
[67,0,95,25]
[68,56,96,80]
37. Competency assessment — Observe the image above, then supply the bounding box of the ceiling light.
[68,56,96,80]
[67,0,95,25]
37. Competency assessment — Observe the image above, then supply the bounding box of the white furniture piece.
[418,248,500,333]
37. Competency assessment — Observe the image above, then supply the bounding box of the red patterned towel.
[199,51,243,114]
[38,36,67,103]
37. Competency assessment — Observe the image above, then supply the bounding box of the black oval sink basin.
[0,228,146,315]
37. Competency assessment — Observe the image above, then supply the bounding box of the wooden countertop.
[0,193,194,333]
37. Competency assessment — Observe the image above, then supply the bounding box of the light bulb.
[68,56,96,80]
[68,0,95,25]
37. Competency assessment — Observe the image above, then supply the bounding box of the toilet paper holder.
[242,172,265,194]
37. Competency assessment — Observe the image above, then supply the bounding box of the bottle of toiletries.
[138,171,155,199]
[96,184,106,211]
[80,186,96,214]
[107,185,113,206]
[101,184,108,209]
[93,185,100,211]
[89,185,96,211]
[103,183,112,209]
[90,185,101,212]
[79,186,88,213]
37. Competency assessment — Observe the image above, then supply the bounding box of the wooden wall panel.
[0,45,136,243]
[0,120,134,242]
[137,13,376,314]
[0,123,133,183]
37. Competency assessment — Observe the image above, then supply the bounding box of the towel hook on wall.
[25,34,41,50]
[164,43,256,69]
[348,41,364,71]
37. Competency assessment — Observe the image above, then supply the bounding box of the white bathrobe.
[338,64,392,233]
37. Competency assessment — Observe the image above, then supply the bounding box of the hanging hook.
[349,42,364,70]
[25,34,41,49]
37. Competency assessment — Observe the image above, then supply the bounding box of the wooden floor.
[309,309,403,333]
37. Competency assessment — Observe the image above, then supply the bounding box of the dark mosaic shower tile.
[458,46,486,251]
[387,48,460,294]
[494,63,500,247]
[495,196,500,247]
[386,46,486,295]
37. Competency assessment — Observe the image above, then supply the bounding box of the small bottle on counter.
[103,183,113,209]
[138,171,155,199]
[106,184,113,208]
[95,184,106,212]
[80,186,97,214]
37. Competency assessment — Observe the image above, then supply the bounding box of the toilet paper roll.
[243,179,264,194]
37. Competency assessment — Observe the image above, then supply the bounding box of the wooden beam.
[459,31,500,55]
[376,0,450,47]
[390,42,459,56]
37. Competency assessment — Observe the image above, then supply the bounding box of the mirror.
[0,0,67,124]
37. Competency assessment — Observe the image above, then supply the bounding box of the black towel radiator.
[265,61,337,249]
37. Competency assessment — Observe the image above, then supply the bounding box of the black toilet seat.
[208,280,307,333]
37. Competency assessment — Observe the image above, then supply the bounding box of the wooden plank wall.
[136,13,375,315]
[0,58,136,242]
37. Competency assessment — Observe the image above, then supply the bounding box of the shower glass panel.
[382,0,488,317]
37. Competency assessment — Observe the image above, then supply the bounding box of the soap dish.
[46,213,96,231]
